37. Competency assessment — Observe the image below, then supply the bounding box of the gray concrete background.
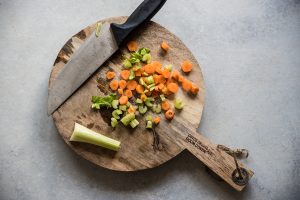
[0,0,299,199]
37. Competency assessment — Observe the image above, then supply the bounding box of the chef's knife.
[48,0,167,115]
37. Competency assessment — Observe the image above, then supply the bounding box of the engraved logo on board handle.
[185,134,213,156]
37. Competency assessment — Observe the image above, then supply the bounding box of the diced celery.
[174,98,184,109]
[112,109,122,120]
[139,77,146,86]
[147,97,155,102]
[142,72,149,76]
[145,115,152,121]
[120,113,135,126]
[146,120,153,129]
[149,86,155,91]
[112,100,119,109]
[130,119,139,128]
[130,51,143,62]
[140,49,147,55]
[91,94,116,109]
[123,59,132,69]
[160,94,166,101]
[164,64,173,71]
[146,76,154,84]
[91,103,100,109]
[111,118,118,128]
[119,105,127,111]
[145,83,155,90]
[152,104,161,114]
[139,48,150,55]
[135,98,143,104]
[133,64,142,70]
[144,89,149,93]
[142,53,151,64]
[129,70,135,80]
[145,99,153,107]
[138,105,147,114]
[129,57,140,64]
[126,102,132,107]
[70,123,120,151]
[130,51,142,60]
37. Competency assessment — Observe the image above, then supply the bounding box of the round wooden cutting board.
[50,16,205,171]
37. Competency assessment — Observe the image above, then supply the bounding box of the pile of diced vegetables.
[91,41,199,129]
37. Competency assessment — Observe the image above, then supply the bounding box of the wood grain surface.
[49,16,253,191]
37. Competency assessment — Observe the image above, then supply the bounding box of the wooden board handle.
[170,120,254,191]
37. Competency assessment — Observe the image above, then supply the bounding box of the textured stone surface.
[0,0,299,199]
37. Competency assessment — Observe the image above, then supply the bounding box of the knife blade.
[48,23,117,115]
[48,0,167,115]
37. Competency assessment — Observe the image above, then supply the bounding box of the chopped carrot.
[125,89,133,98]
[154,86,159,91]
[118,88,123,95]
[161,101,170,111]
[167,76,174,84]
[153,74,160,84]
[171,70,180,80]
[152,61,162,69]
[161,41,169,52]
[136,85,144,94]
[119,80,127,89]
[127,106,135,113]
[181,60,193,73]
[141,93,147,101]
[162,87,171,95]
[140,66,145,73]
[190,83,199,94]
[106,71,115,80]
[182,79,192,91]
[109,80,118,91]
[158,83,164,91]
[167,82,179,93]
[120,70,130,80]
[158,75,165,84]
[162,69,170,79]
[178,75,185,84]
[127,41,138,52]
[127,80,138,90]
[144,63,155,74]
[155,65,163,74]
[132,66,139,71]
[153,117,161,124]
[165,109,175,120]
[119,96,128,105]
[135,69,142,76]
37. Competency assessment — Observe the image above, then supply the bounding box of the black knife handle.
[111,0,167,46]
